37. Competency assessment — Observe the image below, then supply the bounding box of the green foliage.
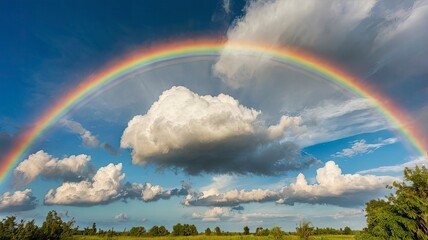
[148,225,169,236]
[364,165,428,239]
[270,226,284,240]
[171,223,197,236]
[214,226,221,235]
[205,227,212,236]
[40,210,76,240]
[343,226,351,235]
[296,220,313,240]
[128,226,145,236]
[243,226,250,235]
[255,227,270,236]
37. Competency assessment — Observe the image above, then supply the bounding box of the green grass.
[73,235,355,240]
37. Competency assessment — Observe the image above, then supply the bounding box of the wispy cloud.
[332,138,397,158]
[357,156,428,174]
[61,119,117,155]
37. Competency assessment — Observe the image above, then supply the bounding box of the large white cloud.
[185,161,398,207]
[43,161,191,206]
[0,189,37,212]
[44,163,125,205]
[121,86,317,175]
[14,150,91,187]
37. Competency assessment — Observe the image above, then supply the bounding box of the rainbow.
[2,39,426,184]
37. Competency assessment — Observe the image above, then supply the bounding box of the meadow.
[73,234,356,240]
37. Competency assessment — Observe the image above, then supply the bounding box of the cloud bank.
[185,161,398,207]
[0,189,37,212]
[14,150,92,187]
[121,86,317,175]
[44,162,190,206]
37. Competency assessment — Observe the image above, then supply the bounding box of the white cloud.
[44,163,125,205]
[121,86,316,175]
[115,213,129,221]
[42,161,191,206]
[290,98,388,147]
[61,119,100,147]
[185,161,398,207]
[200,175,235,197]
[333,138,398,158]
[357,156,428,174]
[61,119,117,155]
[14,150,91,187]
[192,207,233,222]
[214,0,376,87]
[0,189,37,212]
[222,0,231,14]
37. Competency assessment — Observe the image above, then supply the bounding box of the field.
[73,235,356,240]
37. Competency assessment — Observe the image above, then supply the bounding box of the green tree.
[243,225,250,235]
[205,227,211,236]
[365,166,428,239]
[270,226,284,240]
[343,226,352,235]
[40,210,75,240]
[215,226,221,235]
[129,226,146,236]
[296,220,313,240]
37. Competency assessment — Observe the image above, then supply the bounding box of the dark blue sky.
[0,0,245,125]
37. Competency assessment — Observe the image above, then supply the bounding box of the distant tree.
[172,223,182,236]
[255,227,269,236]
[343,226,352,235]
[270,226,284,240]
[296,220,313,240]
[205,227,211,236]
[243,226,250,235]
[365,166,428,239]
[158,226,169,236]
[148,225,160,236]
[129,226,146,236]
[215,226,221,235]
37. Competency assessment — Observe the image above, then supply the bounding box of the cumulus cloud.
[43,162,191,206]
[61,119,117,155]
[124,182,191,202]
[192,207,233,222]
[333,138,398,158]
[185,161,398,207]
[121,86,317,175]
[14,150,92,187]
[44,163,125,206]
[115,213,129,221]
[357,156,428,174]
[0,189,37,212]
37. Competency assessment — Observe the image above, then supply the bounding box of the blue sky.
[0,0,427,232]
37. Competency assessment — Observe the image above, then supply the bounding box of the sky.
[0,0,428,232]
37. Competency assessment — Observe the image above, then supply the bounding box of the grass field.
[73,235,355,240]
